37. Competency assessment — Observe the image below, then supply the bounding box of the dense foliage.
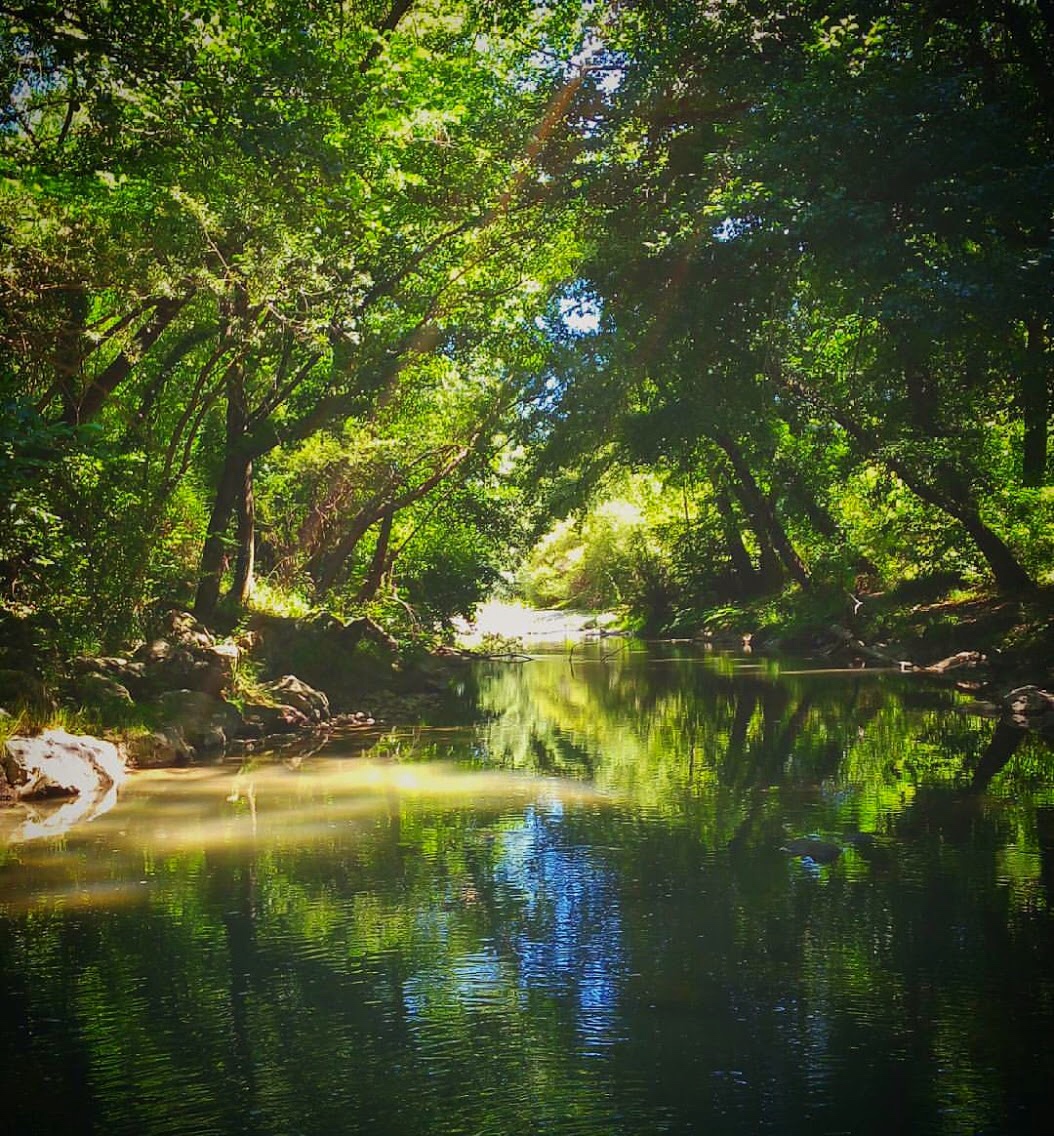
[2,1,1052,653]
[521,0,1054,627]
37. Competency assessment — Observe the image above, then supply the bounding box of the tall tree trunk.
[228,458,255,607]
[194,454,245,620]
[1022,318,1050,487]
[711,430,811,589]
[354,504,395,604]
[195,361,251,620]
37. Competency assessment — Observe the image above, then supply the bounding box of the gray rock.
[71,671,134,708]
[130,637,240,698]
[157,609,215,650]
[262,675,330,723]
[241,702,312,736]
[197,642,239,697]
[2,729,126,800]
[124,727,193,767]
[155,690,244,751]
[72,655,147,695]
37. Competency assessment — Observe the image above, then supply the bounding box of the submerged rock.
[923,651,989,675]
[781,836,842,865]
[124,726,193,767]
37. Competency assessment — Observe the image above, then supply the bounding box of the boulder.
[262,675,330,723]
[124,726,193,767]
[129,637,240,698]
[2,729,126,800]
[198,642,239,697]
[157,609,215,650]
[241,702,312,736]
[155,690,244,751]
[72,655,148,696]
[70,671,135,710]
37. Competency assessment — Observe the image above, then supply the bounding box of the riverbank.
[0,606,469,798]
[689,583,1054,683]
[4,585,1053,806]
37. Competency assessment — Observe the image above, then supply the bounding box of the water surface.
[2,645,1053,1134]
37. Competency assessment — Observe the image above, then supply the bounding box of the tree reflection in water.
[1,645,1053,1135]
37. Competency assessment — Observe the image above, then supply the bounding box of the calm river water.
[2,644,1054,1135]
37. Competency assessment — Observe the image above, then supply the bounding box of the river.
[2,643,1053,1134]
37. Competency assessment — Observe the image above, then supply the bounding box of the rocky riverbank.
[697,585,1054,743]
[1,607,462,829]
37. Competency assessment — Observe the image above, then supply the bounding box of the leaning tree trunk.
[726,473,784,590]
[711,430,811,590]
[354,504,395,604]
[713,483,758,594]
[772,368,1036,593]
[313,509,379,596]
[708,465,764,596]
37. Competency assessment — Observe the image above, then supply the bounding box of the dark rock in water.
[124,727,193,767]
[781,837,842,864]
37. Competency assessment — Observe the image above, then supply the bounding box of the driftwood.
[827,625,914,670]
[437,645,531,662]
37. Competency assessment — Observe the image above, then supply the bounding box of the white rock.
[2,728,126,800]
